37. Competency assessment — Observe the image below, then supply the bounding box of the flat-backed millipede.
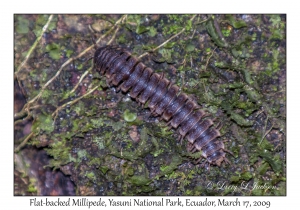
[93,45,231,167]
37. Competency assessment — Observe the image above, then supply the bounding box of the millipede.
[93,45,231,168]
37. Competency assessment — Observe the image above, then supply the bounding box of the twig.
[195,18,209,26]
[52,85,100,121]
[192,47,217,89]
[69,67,92,95]
[14,104,50,122]
[107,23,122,45]
[15,15,54,75]
[205,47,217,70]
[138,15,198,59]
[14,109,28,121]
[14,114,32,126]
[18,15,127,116]
[14,132,34,153]
[259,117,273,145]
[66,15,124,96]
[190,29,196,39]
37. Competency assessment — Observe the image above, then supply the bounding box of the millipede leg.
[215,121,223,130]
[224,149,234,157]
[195,157,203,164]
[177,135,184,144]
[186,142,194,151]
[93,46,231,169]
[191,147,198,153]
[165,121,173,131]
[224,157,231,165]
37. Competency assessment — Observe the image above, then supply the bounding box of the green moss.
[16,16,30,34]
[33,15,57,37]
[77,63,83,70]
[184,151,202,160]
[157,126,173,138]
[136,25,149,34]
[123,109,137,122]
[86,172,96,181]
[230,171,252,183]
[274,182,286,196]
[226,15,247,29]
[269,15,282,28]
[185,43,195,52]
[124,166,134,176]
[163,23,181,36]
[206,17,228,48]
[45,43,61,60]
[183,189,193,195]
[45,138,72,169]
[93,136,105,150]
[109,149,137,161]
[159,155,182,176]
[230,112,253,126]
[147,26,157,37]
[150,136,159,149]
[27,178,37,193]
[140,127,148,141]
[157,48,173,63]
[257,162,270,175]
[222,29,231,37]
[31,114,54,134]
[192,186,204,196]
[41,89,52,99]
[243,85,261,102]
[258,150,282,174]
[27,185,37,193]
[259,139,274,151]
[66,49,73,58]
[128,175,151,186]
[99,166,109,174]
[91,118,104,127]
[185,19,192,31]
[131,128,155,158]
[270,29,284,40]
[240,171,253,180]
[203,88,222,106]
[73,101,85,115]
[117,34,126,44]
[77,150,88,160]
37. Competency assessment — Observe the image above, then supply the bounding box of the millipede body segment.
[94,45,230,167]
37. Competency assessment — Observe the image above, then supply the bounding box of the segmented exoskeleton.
[94,45,231,167]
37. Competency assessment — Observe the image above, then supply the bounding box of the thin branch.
[19,15,127,115]
[15,15,54,74]
[107,22,122,45]
[77,14,126,56]
[15,85,98,152]
[138,15,198,59]
[195,18,210,25]
[52,85,100,120]
[259,117,273,145]
[14,114,32,126]
[65,15,125,96]
[14,132,34,153]
[205,47,217,70]
[69,67,92,95]
[14,109,28,120]
[192,46,217,89]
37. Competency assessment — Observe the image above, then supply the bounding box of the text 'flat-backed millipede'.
[93,45,231,168]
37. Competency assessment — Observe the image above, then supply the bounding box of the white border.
[2,0,296,209]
